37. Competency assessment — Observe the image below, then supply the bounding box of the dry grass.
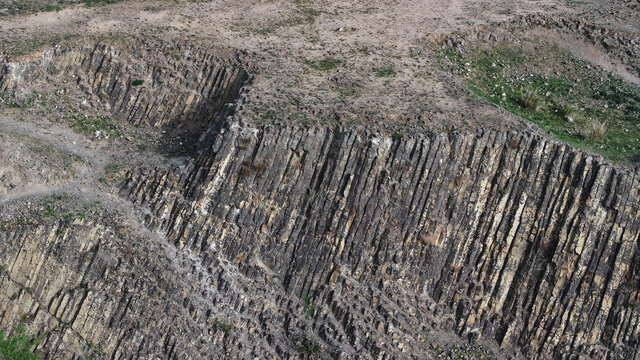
[581,120,608,142]
[514,87,543,112]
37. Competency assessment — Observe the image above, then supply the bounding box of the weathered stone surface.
[1,37,639,359]
[115,122,640,359]
[0,43,249,131]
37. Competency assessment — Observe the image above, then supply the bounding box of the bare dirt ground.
[0,0,638,133]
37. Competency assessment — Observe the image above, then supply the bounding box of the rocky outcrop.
[1,36,639,359]
[0,201,443,359]
[0,215,294,359]
[120,124,640,359]
[0,43,249,132]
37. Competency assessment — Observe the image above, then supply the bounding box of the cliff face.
[1,39,640,359]
[0,43,248,131]
[119,124,640,359]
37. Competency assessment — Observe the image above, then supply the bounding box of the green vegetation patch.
[254,0,322,35]
[81,0,122,6]
[298,334,322,355]
[439,40,640,163]
[212,319,234,333]
[373,66,397,78]
[0,194,101,231]
[303,293,315,319]
[0,0,123,17]
[307,57,340,71]
[68,111,120,138]
[0,92,36,108]
[17,133,82,175]
[98,161,126,184]
[0,33,80,57]
[0,1,61,16]
[251,108,278,126]
[0,323,41,360]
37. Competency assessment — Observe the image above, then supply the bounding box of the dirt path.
[532,28,640,86]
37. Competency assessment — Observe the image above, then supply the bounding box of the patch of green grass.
[63,210,86,220]
[252,108,279,125]
[0,92,36,109]
[0,0,122,17]
[0,194,100,231]
[98,161,125,183]
[436,46,463,64]
[551,101,576,121]
[212,320,234,333]
[0,1,60,16]
[105,162,123,174]
[67,111,120,138]
[513,86,543,112]
[298,334,322,355]
[303,293,315,319]
[441,41,640,163]
[262,109,278,121]
[337,84,361,98]
[0,323,41,360]
[373,66,396,77]
[81,0,122,7]
[565,0,588,8]
[281,10,321,27]
[580,119,608,142]
[130,79,144,87]
[2,33,80,57]
[307,58,340,71]
[254,0,321,35]
[287,111,314,125]
[22,134,82,175]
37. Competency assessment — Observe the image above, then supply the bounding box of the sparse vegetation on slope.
[0,194,101,231]
[0,323,40,360]
[298,334,322,355]
[68,111,120,138]
[0,0,123,17]
[439,39,640,163]
[306,58,340,71]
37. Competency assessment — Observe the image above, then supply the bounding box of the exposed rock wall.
[1,36,640,359]
[120,124,640,359]
[0,217,280,359]
[0,209,441,359]
[0,43,249,130]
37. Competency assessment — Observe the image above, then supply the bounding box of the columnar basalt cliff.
[0,32,639,359]
[0,43,248,131]
[119,123,640,359]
